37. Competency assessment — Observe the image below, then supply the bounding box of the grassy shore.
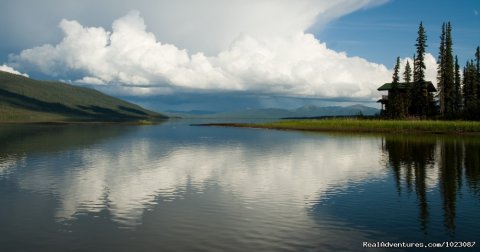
[202,119,480,135]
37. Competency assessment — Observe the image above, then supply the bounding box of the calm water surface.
[0,120,479,251]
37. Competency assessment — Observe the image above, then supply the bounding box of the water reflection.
[464,142,480,195]
[0,154,25,178]
[1,124,385,227]
[2,123,480,251]
[382,135,480,235]
[0,124,137,156]
[0,125,137,179]
[382,136,436,233]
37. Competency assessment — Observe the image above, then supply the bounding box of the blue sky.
[0,0,479,111]
[317,0,480,68]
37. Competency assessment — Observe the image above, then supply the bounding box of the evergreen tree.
[414,22,427,82]
[463,60,478,118]
[403,60,412,116]
[463,61,471,109]
[437,23,446,114]
[403,60,412,83]
[454,56,461,112]
[408,54,416,115]
[444,22,455,116]
[476,46,480,70]
[411,22,430,117]
[412,54,416,80]
[463,63,468,109]
[476,46,480,106]
[393,57,401,84]
[437,22,455,117]
[388,57,404,118]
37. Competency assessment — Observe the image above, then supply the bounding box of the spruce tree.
[476,46,480,71]
[437,22,455,117]
[403,60,412,116]
[454,56,461,112]
[444,22,455,117]
[411,22,429,117]
[463,62,469,110]
[463,59,478,118]
[437,23,446,115]
[409,54,416,115]
[413,53,417,81]
[414,22,427,82]
[393,57,401,84]
[476,46,480,108]
[403,60,412,83]
[388,57,404,118]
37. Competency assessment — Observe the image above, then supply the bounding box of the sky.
[0,0,479,112]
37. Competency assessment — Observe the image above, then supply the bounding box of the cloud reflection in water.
[11,132,385,226]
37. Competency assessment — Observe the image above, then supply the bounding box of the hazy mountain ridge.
[292,104,379,117]
[167,104,379,119]
[0,71,166,122]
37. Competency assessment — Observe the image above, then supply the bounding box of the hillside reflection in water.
[0,122,479,251]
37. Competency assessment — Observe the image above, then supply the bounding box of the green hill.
[0,71,166,122]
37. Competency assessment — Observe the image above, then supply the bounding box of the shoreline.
[193,120,480,136]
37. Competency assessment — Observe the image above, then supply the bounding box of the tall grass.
[252,118,480,134]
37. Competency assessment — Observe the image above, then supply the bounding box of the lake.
[0,120,479,251]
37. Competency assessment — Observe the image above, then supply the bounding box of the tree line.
[386,22,480,120]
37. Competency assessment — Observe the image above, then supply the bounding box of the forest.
[384,22,480,120]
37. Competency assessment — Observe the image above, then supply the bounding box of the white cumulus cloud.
[11,10,400,100]
[0,64,29,77]
[398,54,438,84]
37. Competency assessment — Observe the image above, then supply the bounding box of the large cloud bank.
[7,1,438,100]
[10,11,389,99]
[0,0,387,55]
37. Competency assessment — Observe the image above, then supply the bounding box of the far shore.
[193,119,480,136]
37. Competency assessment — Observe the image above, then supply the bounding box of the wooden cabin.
[377,81,437,115]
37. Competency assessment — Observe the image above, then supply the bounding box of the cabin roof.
[377,81,437,92]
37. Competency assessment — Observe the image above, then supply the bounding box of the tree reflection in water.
[382,135,480,236]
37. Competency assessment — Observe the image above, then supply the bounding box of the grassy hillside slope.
[0,71,166,122]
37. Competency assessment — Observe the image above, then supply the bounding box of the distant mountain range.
[0,70,379,122]
[167,104,379,119]
[0,71,166,122]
